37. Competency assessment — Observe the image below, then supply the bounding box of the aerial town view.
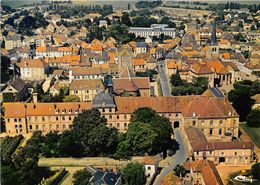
[0,0,260,184]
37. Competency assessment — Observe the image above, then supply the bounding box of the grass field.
[240,123,260,148]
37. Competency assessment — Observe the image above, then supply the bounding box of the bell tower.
[206,23,219,58]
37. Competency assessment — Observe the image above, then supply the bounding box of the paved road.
[158,61,171,96]
[153,128,188,185]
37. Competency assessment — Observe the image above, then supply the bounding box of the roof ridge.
[198,98,210,118]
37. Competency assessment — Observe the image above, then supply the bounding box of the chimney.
[33,93,38,103]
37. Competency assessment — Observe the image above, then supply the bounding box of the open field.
[240,124,260,148]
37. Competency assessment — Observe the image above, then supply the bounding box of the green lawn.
[240,123,260,148]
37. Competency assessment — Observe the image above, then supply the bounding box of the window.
[197,151,199,155]
[102,108,105,113]
[109,108,112,112]
[201,121,205,126]
[29,125,32,129]
[175,113,178,117]
[14,118,17,123]
[117,123,120,128]
[7,118,10,123]
[69,116,72,121]
[193,121,196,126]
[124,114,127,119]
[210,120,213,125]
[169,113,171,117]
[56,116,59,121]
[210,128,213,135]
[109,115,112,119]
[63,124,66,129]
[42,125,45,130]
[62,116,65,121]
[35,117,38,121]
[42,117,45,122]
[18,118,22,122]
[109,123,113,128]
[219,120,222,125]
[117,115,119,119]
[56,125,59,130]
[148,166,151,170]
[219,128,222,135]
[124,123,127,129]
[49,125,52,130]
[36,125,39,130]
[234,152,237,156]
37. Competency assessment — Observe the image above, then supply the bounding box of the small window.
[219,120,222,125]
[42,117,45,122]
[62,116,65,121]
[210,128,213,135]
[109,115,112,119]
[109,123,113,128]
[29,125,32,129]
[69,116,72,121]
[56,125,59,130]
[36,125,39,130]
[234,152,237,156]
[102,108,105,113]
[124,114,127,119]
[14,118,17,122]
[210,120,213,125]
[56,116,59,121]
[193,121,196,126]
[109,108,112,112]
[18,118,22,122]
[148,166,151,170]
[117,115,119,119]
[117,123,120,128]
[63,124,66,129]
[219,128,222,135]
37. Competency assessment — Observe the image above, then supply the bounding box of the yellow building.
[69,79,105,102]
[4,94,239,141]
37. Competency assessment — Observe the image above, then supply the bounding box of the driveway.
[157,60,171,96]
[153,128,188,185]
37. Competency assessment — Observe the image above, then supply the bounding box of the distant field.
[240,123,260,148]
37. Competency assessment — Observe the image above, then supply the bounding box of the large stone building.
[3,94,239,141]
[129,24,176,39]
[183,125,254,165]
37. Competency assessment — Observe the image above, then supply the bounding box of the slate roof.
[89,170,121,185]
[92,92,116,108]
[10,78,27,92]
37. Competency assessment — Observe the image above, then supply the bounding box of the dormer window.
[68,109,72,114]
[62,109,66,114]
[75,109,79,114]
[55,109,59,114]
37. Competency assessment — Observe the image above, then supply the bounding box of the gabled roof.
[70,79,104,91]
[17,59,48,69]
[184,160,224,185]
[9,78,26,92]
[202,88,224,98]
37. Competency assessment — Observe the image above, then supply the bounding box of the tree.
[63,95,80,102]
[124,107,174,155]
[170,71,183,86]
[121,12,132,26]
[1,56,11,83]
[122,163,146,185]
[251,163,260,179]
[247,109,260,127]
[125,122,158,155]
[73,168,92,185]
[228,84,255,121]
[173,165,186,177]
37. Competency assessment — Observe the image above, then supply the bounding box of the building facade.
[4,94,239,141]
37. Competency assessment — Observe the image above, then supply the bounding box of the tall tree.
[122,163,146,185]
[170,71,183,86]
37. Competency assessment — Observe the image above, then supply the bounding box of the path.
[153,128,188,185]
[157,60,171,96]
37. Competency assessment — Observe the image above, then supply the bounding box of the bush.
[251,163,260,179]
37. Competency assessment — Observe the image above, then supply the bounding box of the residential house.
[183,159,224,185]
[69,67,109,82]
[143,156,159,180]
[4,34,23,50]
[112,77,150,97]
[2,78,28,102]
[69,79,105,102]
[17,59,49,81]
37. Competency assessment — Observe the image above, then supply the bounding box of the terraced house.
[3,93,239,141]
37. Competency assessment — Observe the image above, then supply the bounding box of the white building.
[129,24,176,38]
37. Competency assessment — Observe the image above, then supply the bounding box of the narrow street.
[158,60,171,96]
[153,128,188,185]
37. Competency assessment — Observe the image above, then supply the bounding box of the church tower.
[206,23,219,58]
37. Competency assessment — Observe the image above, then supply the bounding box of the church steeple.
[210,22,217,46]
